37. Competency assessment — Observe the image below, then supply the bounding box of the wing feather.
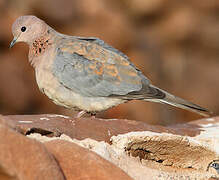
[52,38,164,99]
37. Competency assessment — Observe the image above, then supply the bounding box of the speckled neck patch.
[31,36,51,56]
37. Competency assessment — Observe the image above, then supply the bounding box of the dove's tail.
[147,85,212,117]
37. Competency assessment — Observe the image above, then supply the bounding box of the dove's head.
[10,16,48,48]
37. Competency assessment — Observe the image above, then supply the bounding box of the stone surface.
[0,123,65,180]
[113,132,217,170]
[2,114,218,179]
[0,115,133,180]
[7,114,203,143]
[45,140,132,180]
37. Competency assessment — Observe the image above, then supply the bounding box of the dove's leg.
[75,110,86,118]
[90,112,97,119]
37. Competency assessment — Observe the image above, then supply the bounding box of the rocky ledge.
[0,114,218,180]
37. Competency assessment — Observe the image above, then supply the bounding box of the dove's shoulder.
[54,35,131,65]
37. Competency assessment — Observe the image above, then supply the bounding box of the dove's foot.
[90,112,97,119]
[75,110,86,118]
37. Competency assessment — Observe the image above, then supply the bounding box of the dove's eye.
[21,26,26,32]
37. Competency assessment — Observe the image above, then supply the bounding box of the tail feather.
[148,86,212,117]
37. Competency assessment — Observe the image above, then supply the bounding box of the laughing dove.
[10,15,211,117]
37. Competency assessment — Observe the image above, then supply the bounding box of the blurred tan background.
[0,0,218,125]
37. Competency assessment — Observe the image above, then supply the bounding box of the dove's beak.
[10,37,17,48]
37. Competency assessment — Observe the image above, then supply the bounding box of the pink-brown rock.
[7,114,202,143]
[45,140,132,180]
[0,114,218,179]
[0,124,64,180]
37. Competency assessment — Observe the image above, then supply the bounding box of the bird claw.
[75,111,86,118]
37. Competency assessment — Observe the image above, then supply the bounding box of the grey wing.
[52,41,165,99]
[52,48,143,97]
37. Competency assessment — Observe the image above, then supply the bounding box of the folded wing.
[52,37,162,98]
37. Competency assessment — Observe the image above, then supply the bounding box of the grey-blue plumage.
[52,37,149,97]
[53,50,142,97]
